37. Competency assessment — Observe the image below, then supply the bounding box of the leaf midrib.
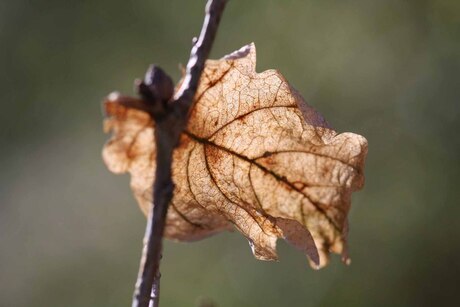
[183,129,342,234]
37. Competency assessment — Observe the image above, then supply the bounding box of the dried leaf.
[102,43,367,268]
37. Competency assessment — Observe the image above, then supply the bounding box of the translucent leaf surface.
[103,44,367,268]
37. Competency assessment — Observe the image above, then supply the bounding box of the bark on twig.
[131,1,228,307]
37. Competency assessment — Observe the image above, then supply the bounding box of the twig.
[174,0,228,109]
[131,1,228,307]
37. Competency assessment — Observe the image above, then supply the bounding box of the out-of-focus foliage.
[1,0,459,306]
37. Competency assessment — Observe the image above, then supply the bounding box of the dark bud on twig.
[135,65,174,118]
[136,65,174,103]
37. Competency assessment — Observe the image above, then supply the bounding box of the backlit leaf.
[103,43,367,268]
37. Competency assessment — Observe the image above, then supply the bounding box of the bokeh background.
[1,0,459,306]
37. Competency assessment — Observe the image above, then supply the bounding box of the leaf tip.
[223,43,255,60]
[248,237,279,261]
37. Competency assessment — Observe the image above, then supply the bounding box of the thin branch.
[174,0,228,111]
[131,1,228,307]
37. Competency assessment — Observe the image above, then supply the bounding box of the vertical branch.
[174,0,228,110]
[132,124,175,307]
[131,1,228,307]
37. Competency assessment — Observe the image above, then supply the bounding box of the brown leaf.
[102,43,367,268]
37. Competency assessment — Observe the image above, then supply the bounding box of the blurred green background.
[1,0,459,306]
